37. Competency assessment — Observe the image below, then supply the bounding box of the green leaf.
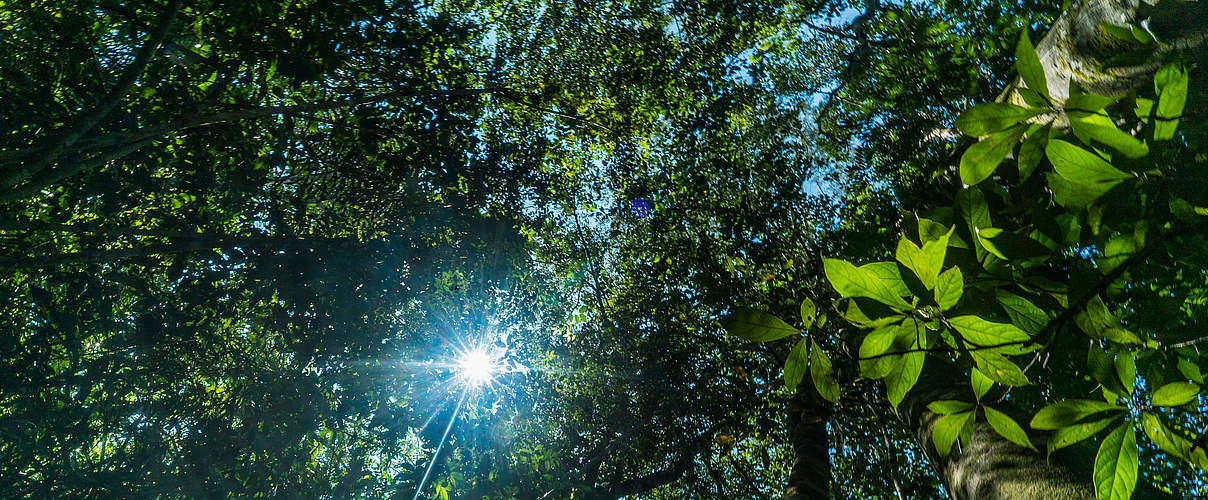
[1088,346,1126,395]
[886,345,925,410]
[984,406,1036,450]
[921,228,951,279]
[1066,86,1121,113]
[860,324,900,360]
[799,298,817,329]
[971,368,994,400]
[1154,63,1188,141]
[1093,423,1137,500]
[784,340,809,391]
[809,340,841,403]
[896,238,937,289]
[1015,28,1049,101]
[824,259,911,310]
[1018,87,1049,108]
[970,350,1030,386]
[1031,399,1123,430]
[861,262,912,297]
[1151,382,1200,407]
[1018,125,1050,180]
[935,267,964,311]
[1177,358,1205,384]
[837,298,900,329]
[932,410,975,457]
[960,124,1028,186]
[948,315,1034,355]
[975,227,1050,261]
[1067,111,1148,159]
[1048,416,1117,455]
[1142,412,1208,471]
[928,400,975,415]
[1114,350,1136,394]
[995,290,1047,335]
[1047,172,1111,209]
[721,308,799,342]
[1046,140,1132,188]
[955,103,1043,137]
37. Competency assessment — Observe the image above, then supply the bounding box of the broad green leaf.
[1066,86,1120,113]
[809,340,841,403]
[1177,358,1205,384]
[896,238,937,289]
[1142,412,1208,471]
[984,406,1036,450]
[721,308,799,342]
[824,258,911,310]
[784,340,809,391]
[975,227,1049,261]
[1046,140,1132,188]
[1056,213,1081,245]
[1018,87,1049,108]
[928,400,975,415]
[949,315,1033,355]
[995,290,1047,335]
[1154,63,1188,141]
[932,410,975,457]
[1018,125,1050,180]
[1015,29,1049,101]
[957,188,991,260]
[1067,111,1148,159]
[970,350,1030,386]
[1048,171,1111,209]
[935,267,964,311]
[1114,350,1136,394]
[1151,382,1200,407]
[860,324,900,360]
[800,297,817,328]
[971,368,994,400]
[920,218,968,248]
[837,298,900,329]
[861,262,913,297]
[921,229,951,281]
[1048,416,1117,455]
[1088,346,1126,395]
[955,103,1043,137]
[886,345,925,410]
[960,124,1028,186]
[1093,423,1137,500]
[1031,399,1123,430]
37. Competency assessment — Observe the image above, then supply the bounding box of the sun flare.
[455,347,498,387]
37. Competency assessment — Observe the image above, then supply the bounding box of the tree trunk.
[1002,0,1207,107]
[900,368,1094,500]
[781,387,832,499]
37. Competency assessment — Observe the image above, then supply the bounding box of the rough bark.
[1002,0,1207,108]
[781,387,832,499]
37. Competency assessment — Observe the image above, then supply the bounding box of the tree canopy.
[1,0,1206,499]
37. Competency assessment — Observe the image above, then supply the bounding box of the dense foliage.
[1,0,1204,499]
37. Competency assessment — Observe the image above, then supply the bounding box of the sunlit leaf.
[984,406,1035,450]
[824,259,911,310]
[932,410,975,457]
[1015,28,1049,101]
[721,307,799,342]
[809,340,841,403]
[1093,423,1137,500]
[1031,399,1123,430]
[960,124,1028,186]
[1150,382,1200,407]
